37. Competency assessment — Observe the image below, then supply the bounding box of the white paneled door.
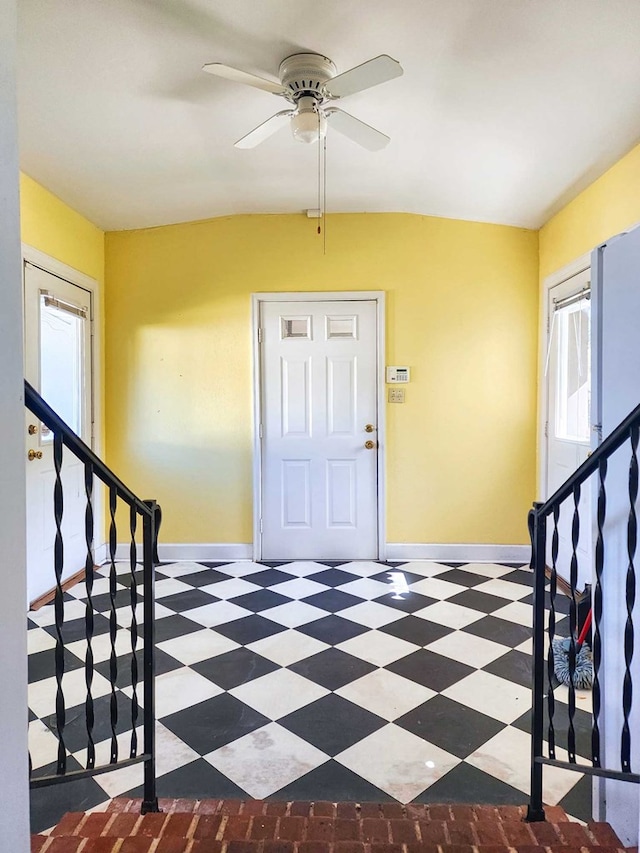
[259,299,379,560]
[24,263,93,604]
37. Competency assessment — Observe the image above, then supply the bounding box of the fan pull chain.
[317,112,322,235]
[323,134,327,255]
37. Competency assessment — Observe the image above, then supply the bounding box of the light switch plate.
[388,387,405,403]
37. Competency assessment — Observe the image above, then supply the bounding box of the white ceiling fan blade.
[326,108,390,151]
[202,63,287,96]
[235,110,293,148]
[325,54,403,99]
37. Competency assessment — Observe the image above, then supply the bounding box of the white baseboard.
[94,543,108,565]
[108,543,253,564]
[385,543,531,564]
[102,542,529,566]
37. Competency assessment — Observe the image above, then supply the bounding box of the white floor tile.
[29,599,88,627]
[466,725,585,804]
[409,577,468,600]
[28,669,112,718]
[27,627,57,654]
[442,670,531,724]
[426,630,509,668]
[473,578,533,601]
[336,630,420,667]
[230,669,328,719]
[339,600,405,629]
[339,578,391,600]
[260,601,328,628]
[29,719,63,769]
[336,723,460,802]
[66,631,135,665]
[152,667,223,717]
[200,578,261,599]
[212,561,268,578]
[457,562,515,579]
[180,600,251,628]
[493,601,534,626]
[246,630,329,667]
[275,561,331,577]
[268,578,329,599]
[414,600,485,629]
[335,669,435,721]
[205,722,328,799]
[115,601,173,628]
[157,629,239,665]
[155,561,211,578]
[154,578,194,598]
[337,561,387,578]
[391,561,451,577]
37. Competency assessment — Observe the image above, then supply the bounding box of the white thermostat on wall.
[386,366,410,383]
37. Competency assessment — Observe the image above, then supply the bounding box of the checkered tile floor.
[27,560,592,833]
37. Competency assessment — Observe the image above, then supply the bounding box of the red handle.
[577,608,592,647]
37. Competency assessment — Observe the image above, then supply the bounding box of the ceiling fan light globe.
[291,110,327,144]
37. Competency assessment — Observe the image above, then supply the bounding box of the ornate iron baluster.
[547,504,559,760]
[141,502,159,814]
[566,482,581,764]
[83,462,96,770]
[53,431,67,775]
[129,505,139,758]
[108,485,119,763]
[622,426,638,773]
[527,505,547,822]
[592,456,607,768]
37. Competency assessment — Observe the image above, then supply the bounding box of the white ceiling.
[16,0,640,232]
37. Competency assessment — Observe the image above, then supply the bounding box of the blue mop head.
[551,638,593,689]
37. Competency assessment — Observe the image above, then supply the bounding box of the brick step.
[32,801,628,853]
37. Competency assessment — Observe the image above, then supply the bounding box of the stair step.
[32,800,631,853]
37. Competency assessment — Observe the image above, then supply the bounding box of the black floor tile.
[28,646,84,683]
[395,695,506,759]
[522,590,572,614]
[412,761,526,804]
[213,614,287,645]
[484,650,532,687]
[302,589,363,613]
[270,759,394,802]
[558,772,592,822]
[29,757,107,833]
[259,561,294,567]
[95,647,182,689]
[43,613,111,644]
[305,568,360,587]
[447,589,512,613]
[196,561,234,569]
[145,614,203,643]
[279,694,386,756]
[229,589,291,613]
[378,616,452,647]
[297,615,369,645]
[125,758,249,799]
[373,592,437,613]
[116,569,145,588]
[314,561,352,568]
[463,615,532,648]
[370,569,427,585]
[161,693,270,754]
[177,568,231,587]
[90,589,143,613]
[432,568,491,587]
[192,647,279,690]
[512,702,593,759]
[500,568,535,587]
[288,647,376,690]
[41,690,138,753]
[245,569,296,587]
[159,589,219,612]
[386,648,474,692]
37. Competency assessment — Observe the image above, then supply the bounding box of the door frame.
[21,244,105,563]
[538,252,591,500]
[251,291,386,562]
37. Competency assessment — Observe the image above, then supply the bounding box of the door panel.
[260,299,378,560]
[24,263,93,604]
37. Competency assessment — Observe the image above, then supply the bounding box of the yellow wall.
[540,141,640,279]
[20,173,104,283]
[106,213,539,545]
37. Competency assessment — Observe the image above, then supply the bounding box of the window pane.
[40,296,85,438]
[555,301,590,442]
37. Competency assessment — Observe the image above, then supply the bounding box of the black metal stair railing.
[527,401,640,822]
[25,380,160,814]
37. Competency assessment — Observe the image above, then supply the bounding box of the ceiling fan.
[202,52,403,151]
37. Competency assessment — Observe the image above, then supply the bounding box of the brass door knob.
[364,440,376,450]
[28,423,39,435]
[28,449,43,461]
[365,424,376,433]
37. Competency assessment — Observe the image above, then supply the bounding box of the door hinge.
[259,423,263,439]
[544,421,549,438]
[259,518,263,533]
[258,328,263,343]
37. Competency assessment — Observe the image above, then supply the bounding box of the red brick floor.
[31,799,633,853]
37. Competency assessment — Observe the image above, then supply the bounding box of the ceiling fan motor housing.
[279,53,337,103]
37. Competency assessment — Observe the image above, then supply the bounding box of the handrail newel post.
[527,503,547,822]
[141,500,160,814]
